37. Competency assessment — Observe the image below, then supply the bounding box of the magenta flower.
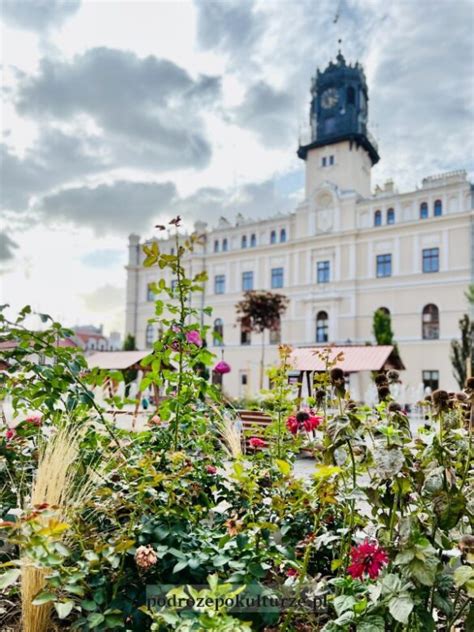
[5,428,16,441]
[214,360,231,375]
[25,414,42,426]
[347,540,388,580]
[206,465,217,474]
[186,330,202,346]
[249,437,266,449]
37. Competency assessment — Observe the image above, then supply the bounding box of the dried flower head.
[374,373,389,386]
[465,377,474,391]
[135,545,158,569]
[387,370,400,383]
[330,368,344,382]
[432,389,450,412]
[315,389,326,406]
[377,385,391,402]
[388,401,402,413]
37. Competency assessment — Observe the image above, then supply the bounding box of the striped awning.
[289,345,404,373]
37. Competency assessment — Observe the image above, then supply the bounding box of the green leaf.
[172,560,188,573]
[32,591,57,605]
[105,613,124,628]
[357,616,386,632]
[55,600,74,619]
[87,612,105,628]
[394,549,415,565]
[454,565,474,588]
[275,459,291,476]
[0,568,21,590]
[333,595,355,616]
[410,558,438,586]
[388,595,414,624]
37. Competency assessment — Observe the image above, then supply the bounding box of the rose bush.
[0,219,472,631]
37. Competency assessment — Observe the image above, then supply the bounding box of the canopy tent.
[288,345,405,398]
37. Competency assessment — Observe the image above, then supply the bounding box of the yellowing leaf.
[313,465,341,479]
[276,459,291,476]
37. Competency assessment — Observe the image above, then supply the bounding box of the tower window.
[316,311,329,343]
[376,254,392,278]
[329,155,334,165]
[322,156,327,167]
[146,283,155,302]
[222,238,228,252]
[270,230,277,244]
[434,199,442,217]
[387,208,395,224]
[242,271,254,291]
[374,210,382,226]
[280,228,287,243]
[269,317,281,344]
[422,304,439,340]
[317,261,330,284]
[241,235,247,249]
[240,319,251,346]
[420,202,428,219]
[271,267,284,289]
[347,86,355,105]
[214,275,225,294]
[213,318,224,346]
[422,248,439,273]
[214,240,219,253]
[250,233,257,247]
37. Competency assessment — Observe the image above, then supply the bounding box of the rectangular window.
[271,267,284,289]
[214,275,225,294]
[422,248,439,273]
[322,156,327,167]
[146,283,155,301]
[242,271,254,291]
[422,370,439,392]
[329,155,334,165]
[317,260,330,283]
[170,279,178,292]
[376,254,392,278]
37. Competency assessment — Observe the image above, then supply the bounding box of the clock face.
[321,88,338,109]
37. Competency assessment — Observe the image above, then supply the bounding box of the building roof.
[289,345,404,373]
[0,338,77,350]
[86,350,150,370]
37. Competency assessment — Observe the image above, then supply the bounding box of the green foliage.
[450,313,474,388]
[372,308,394,345]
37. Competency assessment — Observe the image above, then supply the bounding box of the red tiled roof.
[289,345,404,373]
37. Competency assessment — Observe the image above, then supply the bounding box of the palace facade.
[125,52,474,401]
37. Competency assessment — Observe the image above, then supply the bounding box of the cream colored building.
[125,53,474,402]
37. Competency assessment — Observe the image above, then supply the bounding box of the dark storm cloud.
[233,81,295,147]
[38,180,177,235]
[0,233,19,261]
[35,176,293,236]
[1,129,109,210]
[195,0,264,60]
[15,47,219,170]
[1,0,80,31]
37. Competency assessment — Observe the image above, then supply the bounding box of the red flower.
[206,465,217,474]
[303,415,323,432]
[25,414,42,426]
[5,428,16,441]
[286,416,298,435]
[347,540,388,580]
[286,568,298,578]
[249,437,266,449]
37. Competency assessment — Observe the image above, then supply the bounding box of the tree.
[236,291,289,390]
[122,334,137,396]
[451,314,474,388]
[372,309,394,345]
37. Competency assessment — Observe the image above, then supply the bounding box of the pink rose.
[186,330,202,347]
[249,437,266,449]
[5,428,16,441]
[206,465,217,474]
[25,414,42,426]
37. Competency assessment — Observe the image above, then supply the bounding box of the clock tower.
[298,52,379,198]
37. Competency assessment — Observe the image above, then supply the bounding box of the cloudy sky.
[1,0,473,335]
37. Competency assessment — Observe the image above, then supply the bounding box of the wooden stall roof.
[289,345,405,373]
[86,350,149,370]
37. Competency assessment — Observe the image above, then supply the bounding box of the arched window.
[145,324,154,348]
[387,208,395,225]
[280,228,287,243]
[222,238,228,252]
[374,210,382,226]
[422,304,439,340]
[316,311,329,343]
[250,233,257,247]
[347,86,355,105]
[420,202,428,219]
[214,240,219,253]
[270,230,277,244]
[213,318,223,346]
[434,199,442,217]
[241,235,247,249]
